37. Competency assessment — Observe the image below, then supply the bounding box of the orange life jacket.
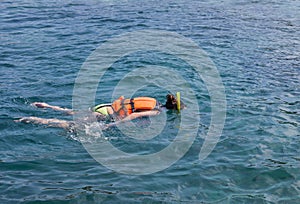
[112,96,157,119]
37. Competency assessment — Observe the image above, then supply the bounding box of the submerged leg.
[31,102,75,115]
[16,117,71,129]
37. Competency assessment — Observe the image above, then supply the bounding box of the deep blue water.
[1,0,299,203]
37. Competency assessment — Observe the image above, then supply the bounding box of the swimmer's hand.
[31,102,74,115]
[31,102,51,108]
[14,117,41,124]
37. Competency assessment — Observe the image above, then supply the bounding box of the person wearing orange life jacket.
[93,94,185,124]
[15,94,185,129]
[93,96,159,121]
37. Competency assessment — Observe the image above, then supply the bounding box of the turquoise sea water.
[1,0,299,203]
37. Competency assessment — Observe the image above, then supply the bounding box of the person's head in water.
[165,94,185,110]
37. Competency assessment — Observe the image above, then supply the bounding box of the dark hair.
[165,94,185,110]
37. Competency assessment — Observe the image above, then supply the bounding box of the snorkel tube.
[176,92,180,112]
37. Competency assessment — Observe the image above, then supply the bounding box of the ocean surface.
[1,0,299,203]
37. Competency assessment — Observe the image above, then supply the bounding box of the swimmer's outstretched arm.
[15,117,71,129]
[32,102,75,115]
[107,110,160,128]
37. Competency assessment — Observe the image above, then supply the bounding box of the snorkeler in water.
[16,94,185,130]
